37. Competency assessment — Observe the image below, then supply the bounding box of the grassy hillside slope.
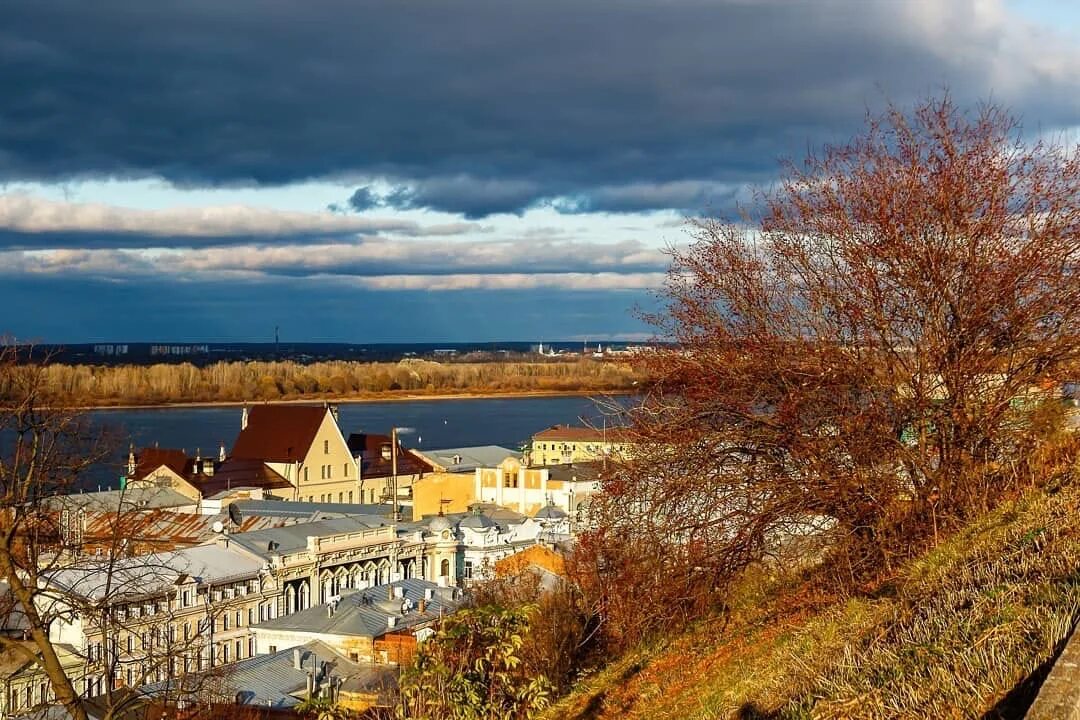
[548,481,1080,720]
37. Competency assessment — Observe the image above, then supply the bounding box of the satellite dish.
[228,503,243,526]
[211,521,224,534]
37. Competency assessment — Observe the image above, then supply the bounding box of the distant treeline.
[35,359,639,406]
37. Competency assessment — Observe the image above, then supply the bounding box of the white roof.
[45,543,263,601]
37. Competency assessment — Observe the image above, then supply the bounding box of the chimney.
[424,587,434,601]
[393,586,404,599]
[329,404,339,424]
[387,616,397,630]
[218,442,226,463]
[388,584,394,601]
[418,599,427,614]
[381,444,392,461]
[241,403,249,430]
[292,648,302,669]
[127,444,136,476]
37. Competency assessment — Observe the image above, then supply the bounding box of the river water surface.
[81,395,619,490]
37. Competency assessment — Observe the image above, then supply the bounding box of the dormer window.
[324,440,329,454]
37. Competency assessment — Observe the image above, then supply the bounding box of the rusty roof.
[77,508,295,549]
[231,404,328,463]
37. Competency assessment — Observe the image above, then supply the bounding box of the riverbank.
[78,388,634,411]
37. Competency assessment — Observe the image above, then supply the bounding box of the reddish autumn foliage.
[579,97,1080,650]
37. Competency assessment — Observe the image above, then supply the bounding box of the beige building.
[232,404,360,504]
[409,446,521,521]
[476,457,603,517]
[528,425,632,466]
[0,642,84,719]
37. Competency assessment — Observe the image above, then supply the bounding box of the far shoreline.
[78,388,635,412]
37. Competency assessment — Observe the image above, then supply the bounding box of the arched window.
[440,559,450,578]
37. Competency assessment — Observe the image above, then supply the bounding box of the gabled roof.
[232,405,329,463]
[132,447,192,481]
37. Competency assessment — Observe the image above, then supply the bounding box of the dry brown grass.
[545,480,1080,720]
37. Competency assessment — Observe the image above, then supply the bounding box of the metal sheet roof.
[253,578,462,639]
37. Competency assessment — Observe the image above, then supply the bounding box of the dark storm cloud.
[346,187,380,212]
[4,1,1077,217]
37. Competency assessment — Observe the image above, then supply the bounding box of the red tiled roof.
[133,448,192,481]
[190,459,292,497]
[347,433,433,478]
[231,405,328,463]
[532,425,632,443]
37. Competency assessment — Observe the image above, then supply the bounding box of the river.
[80,395,621,490]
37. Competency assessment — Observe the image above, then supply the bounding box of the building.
[528,424,632,466]
[40,543,276,696]
[124,447,294,509]
[474,457,603,518]
[140,640,396,715]
[250,579,463,666]
[347,432,432,508]
[232,404,359,504]
[0,641,84,719]
[409,446,520,520]
[419,504,569,584]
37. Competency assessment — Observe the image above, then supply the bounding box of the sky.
[2,0,1079,343]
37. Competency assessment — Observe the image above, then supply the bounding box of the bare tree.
[1,343,231,720]
[0,342,111,720]
[583,96,1080,648]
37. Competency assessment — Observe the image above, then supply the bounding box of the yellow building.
[409,446,521,521]
[528,425,632,466]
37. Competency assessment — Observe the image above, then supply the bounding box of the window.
[344,463,349,477]
[328,464,332,479]
[222,615,229,631]
[248,608,255,625]
[304,467,309,482]
[181,589,191,608]
[464,560,474,579]
[249,637,256,657]
[126,635,133,653]
[183,622,190,641]
[235,610,242,627]
[235,639,242,659]
[324,439,329,454]
[269,645,277,654]
[440,559,450,577]
[222,644,229,663]
[348,491,353,503]
[126,667,134,686]
[338,493,344,503]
